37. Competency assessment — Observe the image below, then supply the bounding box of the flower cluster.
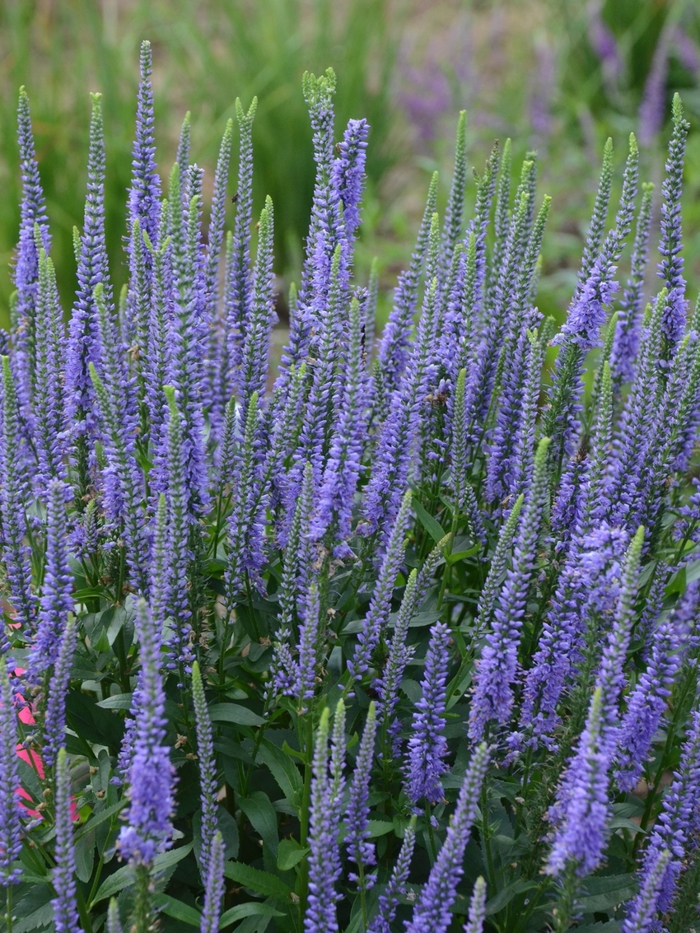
[1,43,700,933]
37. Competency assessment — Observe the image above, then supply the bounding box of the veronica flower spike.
[52,749,81,933]
[200,832,225,933]
[367,819,416,933]
[405,620,450,806]
[464,877,487,933]
[192,661,218,883]
[405,743,490,933]
[0,659,22,888]
[345,701,378,885]
[13,86,51,416]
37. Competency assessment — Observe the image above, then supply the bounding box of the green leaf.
[446,544,480,565]
[277,838,308,871]
[578,874,637,912]
[13,888,54,933]
[219,903,285,928]
[240,792,279,855]
[66,691,123,749]
[412,496,447,544]
[210,703,265,726]
[96,692,133,710]
[74,828,95,882]
[258,739,303,802]
[223,862,293,901]
[75,799,127,841]
[91,842,193,905]
[153,893,202,927]
[485,879,538,915]
[368,820,395,838]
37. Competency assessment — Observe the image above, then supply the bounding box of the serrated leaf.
[277,838,308,871]
[223,862,293,900]
[368,820,395,838]
[96,692,133,710]
[75,799,127,841]
[153,893,201,927]
[91,842,193,905]
[210,703,265,726]
[485,879,538,915]
[240,792,279,855]
[258,740,303,802]
[74,828,95,882]
[219,903,285,928]
[578,874,637,912]
[412,497,447,544]
[12,885,54,933]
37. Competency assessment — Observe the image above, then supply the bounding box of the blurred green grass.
[0,0,404,322]
[1,0,699,334]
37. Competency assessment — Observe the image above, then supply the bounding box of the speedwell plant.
[1,39,699,933]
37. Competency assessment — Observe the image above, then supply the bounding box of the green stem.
[133,864,153,933]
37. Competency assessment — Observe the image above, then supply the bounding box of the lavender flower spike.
[128,40,161,250]
[14,86,51,414]
[43,618,77,769]
[52,749,80,933]
[107,900,122,933]
[350,488,413,677]
[332,117,369,243]
[632,699,700,917]
[345,701,377,883]
[0,659,22,887]
[192,660,219,884]
[34,246,67,488]
[620,848,672,933]
[29,479,73,679]
[1,355,36,634]
[469,437,551,742]
[405,743,490,933]
[66,93,112,448]
[616,582,694,792]
[305,706,343,933]
[464,877,487,933]
[200,832,225,933]
[117,598,175,866]
[367,819,416,933]
[296,581,323,708]
[405,621,450,806]
[547,687,609,878]
[657,93,690,351]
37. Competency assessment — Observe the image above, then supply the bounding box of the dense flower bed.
[0,39,699,933]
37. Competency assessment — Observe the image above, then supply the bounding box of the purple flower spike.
[332,118,369,242]
[296,581,323,707]
[345,701,377,882]
[66,93,112,446]
[200,832,225,933]
[13,87,51,418]
[405,743,490,933]
[464,877,487,933]
[350,488,412,677]
[43,617,76,770]
[547,687,610,878]
[616,583,695,792]
[657,93,690,353]
[305,704,345,933]
[128,41,161,250]
[192,661,219,884]
[34,245,67,489]
[469,437,551,742]
[620,848,672,933]
[117,598,175,866]
[631,698,700,917]
[0,659,22,887]
[311,296,369,551]
[405,621,450,806]
[1,355,36,634]
[367,819,416,933]
[52,749,80,933]
[30,480,72,680]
